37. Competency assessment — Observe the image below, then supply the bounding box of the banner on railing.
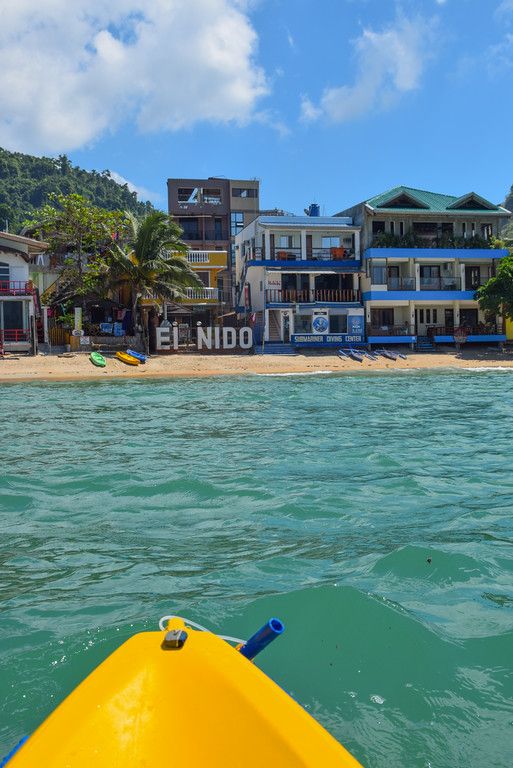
[156,326,253,352]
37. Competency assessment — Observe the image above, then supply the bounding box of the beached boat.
[89,351,106,368]
[4,616,362,767]
[348,349,364,363]
[116,351,140,366]
[126,348,146,363]
[378,349,398,361]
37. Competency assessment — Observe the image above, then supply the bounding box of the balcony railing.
[427,324,504,337]
[245,246,355,262]
[369,324,415,336]
[0,328,30,343]
[387,277,415,290]
[371,234,494,250]
[185,287,222,300]
[266,288,360,304]
[420,276,461,290]
[186,251,213,263]
[0,280,32,295]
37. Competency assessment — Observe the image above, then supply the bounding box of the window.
[481,223,492,239]
[294,314,311,333]
[432,308,438,323]
[230,212,244,236]
[330,315,348,333]
[177,187,222,205]
[0,262,9,282]
[232,188,258,198]
[321,236,340,248]
[371,308,394,327]
[372,221,386,234]
[399,221,404,236]
[179,218,200,239]
[419,309,424,323]
[214,218,223,240]
[462,222,467,238]
[371,265,387,284]
[195,271,210,287]
[178,187,197,204]
[279,235,293,248]
[203,188,222,205]
[390,221,395,235]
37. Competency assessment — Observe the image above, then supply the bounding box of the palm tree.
[110,211,201,353]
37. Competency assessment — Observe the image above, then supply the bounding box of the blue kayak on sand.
[126,349,147,363]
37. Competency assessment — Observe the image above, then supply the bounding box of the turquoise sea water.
[1,370,513,766]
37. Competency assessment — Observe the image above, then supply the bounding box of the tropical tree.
[27,193,129,306]
[476,253,513,322]
[109,211,201,353]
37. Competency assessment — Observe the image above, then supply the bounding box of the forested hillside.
[0,148,154,232]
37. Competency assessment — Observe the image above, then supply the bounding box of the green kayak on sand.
[90,351,106,368]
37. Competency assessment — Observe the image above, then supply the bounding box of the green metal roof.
[365,186,508,214]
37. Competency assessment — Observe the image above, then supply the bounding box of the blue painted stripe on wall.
[362,291,477,301]
[364,248,508,260]
[434,334,506,343]
[246,259,360,271]
[367,336,416,344]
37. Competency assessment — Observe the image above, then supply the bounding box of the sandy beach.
[1,347,513,382]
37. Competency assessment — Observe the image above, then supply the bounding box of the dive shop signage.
[156,326,253,352]
[291,333,365,347]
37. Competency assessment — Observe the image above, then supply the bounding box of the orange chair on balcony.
[330,247,345,260]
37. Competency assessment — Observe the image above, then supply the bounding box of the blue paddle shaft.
[239,618,284,660]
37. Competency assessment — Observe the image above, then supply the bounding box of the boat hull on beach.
[116,351,140,366]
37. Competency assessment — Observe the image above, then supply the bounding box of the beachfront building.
[162,248,229,331]
[235,214,364,349]
[337,187,511,348]
[0,231,47,352]
[167,176,260,304]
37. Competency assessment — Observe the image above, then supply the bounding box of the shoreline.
[1,348,513,383]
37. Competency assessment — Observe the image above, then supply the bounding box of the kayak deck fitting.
[6,616,362,767]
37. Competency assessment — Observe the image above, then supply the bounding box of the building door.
[415,307,440,336]
[444,309,454,331]
[282,311,291,342]
[465,266,481,290]
[420,265,441,289]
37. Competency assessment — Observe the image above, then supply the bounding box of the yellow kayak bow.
[7,616,362,767]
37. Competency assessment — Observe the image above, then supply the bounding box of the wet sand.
[1,347,513,382]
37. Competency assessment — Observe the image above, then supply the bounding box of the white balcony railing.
[185,287,221,300]
[186,251,213,263]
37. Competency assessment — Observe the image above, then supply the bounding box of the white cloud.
[301,13,437,124]
[435,0,447,5]
[0,0,268,154]
[496,0,513,15]
[108,171,161,203]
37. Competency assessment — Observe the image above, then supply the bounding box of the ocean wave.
[253,370,334,377]
[463,366,513,372]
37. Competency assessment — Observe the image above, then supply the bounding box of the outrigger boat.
[3,615,362,768]
[378,348,398,361]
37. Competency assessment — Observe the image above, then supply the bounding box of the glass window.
[330,315,348,333]
[203,188,222,205]
[279,235,293,248]
[230,212,244,236]
[179,219,200,239]
[372,221,386,234]
[195,271,210,287]
[178,187,198,204]
[371,308,394,327]
[232,188,258,198]
[390,221,395,235]
[399,221,404,236]
[0,262,9,282]
[321,236,340,248]
[294,314,311,333]
[371,265,387,284]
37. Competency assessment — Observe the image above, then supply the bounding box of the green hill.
[0,147,154,232]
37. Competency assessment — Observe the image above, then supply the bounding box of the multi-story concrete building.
[337,186,511,348]
[167,176,259,307]
[235,214,364,349]
[0,231,47,352]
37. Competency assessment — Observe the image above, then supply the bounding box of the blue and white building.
[337,187,511,348]
[235,213,365,349]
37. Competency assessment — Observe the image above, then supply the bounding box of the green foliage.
[0,147,154,233]
[476,255,513,320]
[109,211,202,352]
[372,232,494,249]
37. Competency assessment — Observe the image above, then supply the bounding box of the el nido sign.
[156,326,253,352]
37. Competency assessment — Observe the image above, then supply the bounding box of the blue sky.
[1,1,513,213]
